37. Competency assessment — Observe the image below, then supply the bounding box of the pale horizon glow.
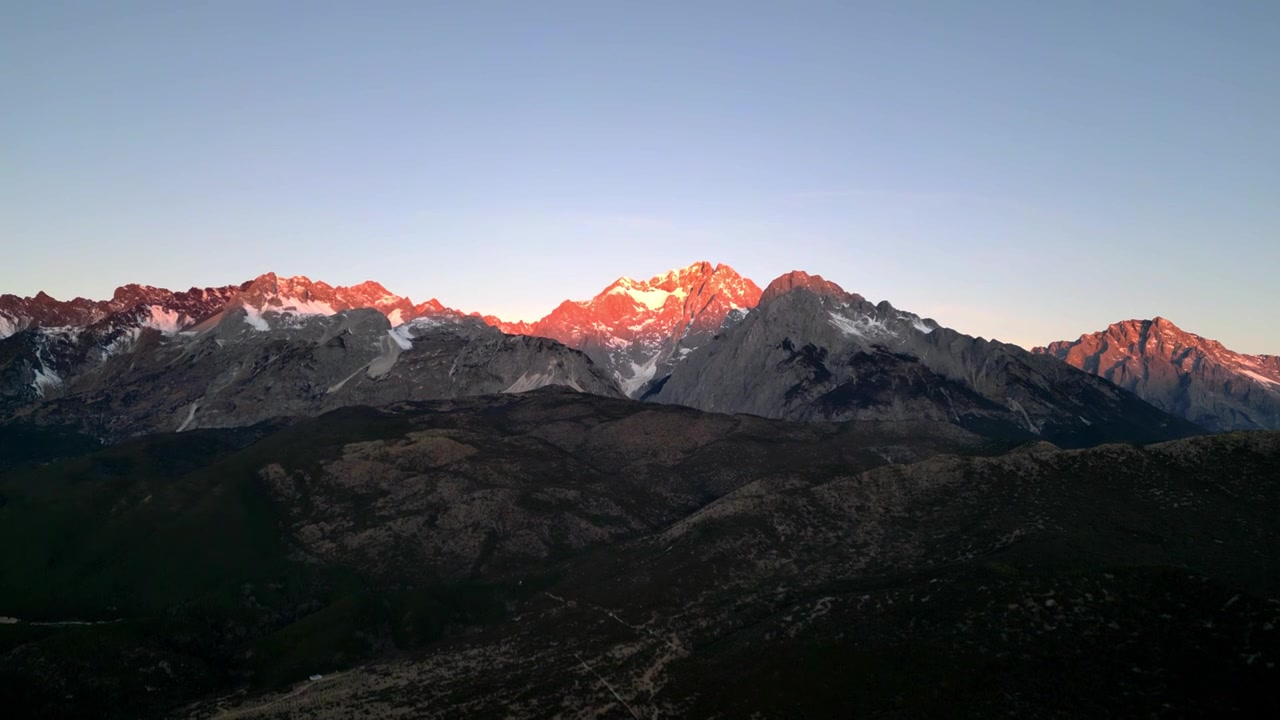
[3,1,1278,354]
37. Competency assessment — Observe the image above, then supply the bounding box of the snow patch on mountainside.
[0,314,17,340]
[140,306,185,334]
[608,283,686,310]
[274,298,336,315]
[503,364,584,394]
[1239,369,1280,389]
[828,311,893,339]
[828,313,864,337]
[42,326,83,342]
[243,308,270,332]
[620,353,660,396]
[392,317,444,343]
[177,401,200,432]
[388,327,414,350]
[31,366,62,397]
[367,332,406,379]
[100,327,142,359]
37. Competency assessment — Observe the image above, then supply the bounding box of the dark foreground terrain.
[1,387,1277,718]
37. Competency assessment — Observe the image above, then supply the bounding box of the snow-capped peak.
[476,261,763,397]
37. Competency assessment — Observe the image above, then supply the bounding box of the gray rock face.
[1035,317,1280,431]
[647,272,1201,447]
[4,309,621,441]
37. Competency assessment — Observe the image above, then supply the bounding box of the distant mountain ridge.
[0,273,465,341]
[0,282,251,338]
[0,263,1250,443]
[1035,317,1280,431]
[1,263,762,399]
[0,273,621,438]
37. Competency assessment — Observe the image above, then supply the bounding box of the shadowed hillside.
[1,389,1276,718]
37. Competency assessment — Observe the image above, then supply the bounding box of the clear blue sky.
[3,1,1277,352]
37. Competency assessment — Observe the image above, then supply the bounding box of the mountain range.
[3,261,1273,441]
[0,275,617,441]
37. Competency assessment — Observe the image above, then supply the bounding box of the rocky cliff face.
[1035,318,1280,431]
[647,272,1200,447]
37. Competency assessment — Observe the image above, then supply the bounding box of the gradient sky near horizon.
[3,1,1278,352]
